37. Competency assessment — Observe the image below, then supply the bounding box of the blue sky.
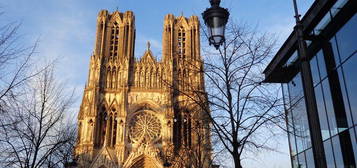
[1,0,314,167]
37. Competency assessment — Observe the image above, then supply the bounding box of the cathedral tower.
[74,10,211,168]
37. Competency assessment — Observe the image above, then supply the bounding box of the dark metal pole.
[292,0,327,167]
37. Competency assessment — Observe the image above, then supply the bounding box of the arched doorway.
[129,155,161,168]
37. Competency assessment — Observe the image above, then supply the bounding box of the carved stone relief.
[128,92,166,105]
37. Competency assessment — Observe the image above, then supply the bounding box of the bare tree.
[0,66,77,168]
[0,14,40,113]
[202,22,285,168]
[170,22,285,168]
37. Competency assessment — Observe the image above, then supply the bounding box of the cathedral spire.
[147,41,151,51]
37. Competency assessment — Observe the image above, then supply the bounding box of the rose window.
[129,111,161,143]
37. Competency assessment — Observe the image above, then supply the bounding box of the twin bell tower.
[74,10,211,168]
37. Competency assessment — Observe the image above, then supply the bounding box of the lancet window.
[110,22,119,58]
[178,27,186,59]
[98,107,107,147]
[151,67,156,88]
[118,68,122,87]
[97,106,118,147]
[135,66,140,87]
[106,68,112,88]
[107,108,118,147]
[183,113,192,147]
[183,69,187,90]
[112,67,117,89]
[88,119,94,142]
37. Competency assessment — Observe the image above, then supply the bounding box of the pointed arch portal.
[128,155,161,168]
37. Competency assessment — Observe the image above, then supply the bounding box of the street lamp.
[202,0,229,50]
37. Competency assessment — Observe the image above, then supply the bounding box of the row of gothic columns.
[134,66,166,89]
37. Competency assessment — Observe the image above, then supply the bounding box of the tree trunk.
[233,152,243,168]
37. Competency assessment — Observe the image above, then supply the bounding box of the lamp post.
[202,0,229,50]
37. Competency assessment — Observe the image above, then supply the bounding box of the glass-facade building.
[263,0,356,167]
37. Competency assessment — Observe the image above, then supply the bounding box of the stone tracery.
[129,111,161,143]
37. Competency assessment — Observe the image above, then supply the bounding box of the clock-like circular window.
[129,111,161,143]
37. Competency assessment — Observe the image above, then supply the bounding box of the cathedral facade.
[74,10,211,168]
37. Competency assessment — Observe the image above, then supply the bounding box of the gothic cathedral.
[74,10,211,168]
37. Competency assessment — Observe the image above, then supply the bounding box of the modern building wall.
[264,0,356,167]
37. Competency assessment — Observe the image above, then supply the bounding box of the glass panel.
[298,152,307,168]
[306,148,315,168]
[324,139,336,168]
[293,98,311,152]
[330,0,349,17]
[332,136,344,168]
[292,155,299,168]
[330,37,341,67]
[313,9,332,35]
[316,50,327,80]
[289,73,304,105]
[288,110,298,156]
[315,86,331,140]
[335,14,357,63]
[282,84,290,110]
[349,128,357,166]
[287,50,298,66]
[310,56,319,86]
[338,68,354,128]
[285,84,299,157]
[340,54,357,126]
[322,79,338,136]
